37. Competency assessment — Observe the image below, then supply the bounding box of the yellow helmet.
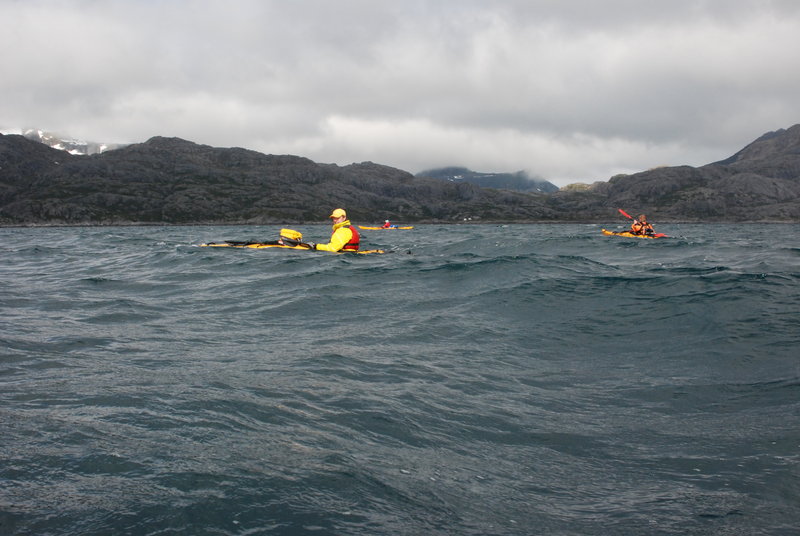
[329,208,347,219]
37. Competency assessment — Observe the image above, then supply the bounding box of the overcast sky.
[2,0,799,186]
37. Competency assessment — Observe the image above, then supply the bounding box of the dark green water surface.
[1,224,798,535]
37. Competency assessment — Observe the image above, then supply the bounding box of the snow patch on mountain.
[20,129,124,155]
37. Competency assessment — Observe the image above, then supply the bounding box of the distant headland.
[2,125,799,225]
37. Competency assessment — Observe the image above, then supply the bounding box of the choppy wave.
[1,223,799,535]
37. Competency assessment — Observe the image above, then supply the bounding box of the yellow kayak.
[358,226,414,230]
[601,229,667,239]
[200,242,385,254]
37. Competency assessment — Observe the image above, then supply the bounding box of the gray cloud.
[2,0,799,185]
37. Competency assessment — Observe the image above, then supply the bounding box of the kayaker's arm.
[313,227,352,252]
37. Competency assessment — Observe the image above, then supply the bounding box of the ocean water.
[1,223,798,536]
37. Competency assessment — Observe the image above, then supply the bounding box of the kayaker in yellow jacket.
[306,208,361,252]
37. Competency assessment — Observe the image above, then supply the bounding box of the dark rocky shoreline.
[2,125,799,225]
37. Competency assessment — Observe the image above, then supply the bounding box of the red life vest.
[343,225,360,251]
[631,221,653,235]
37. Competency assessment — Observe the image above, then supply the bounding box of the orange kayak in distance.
[602,229,667,239]
[358,225,414,230]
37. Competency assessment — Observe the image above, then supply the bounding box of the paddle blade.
[618,208,633,220]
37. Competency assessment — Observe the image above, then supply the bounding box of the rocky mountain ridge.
[566,125,800,221]
[1,125,799,225]
[22,129,125,155]
[416,167,559,194]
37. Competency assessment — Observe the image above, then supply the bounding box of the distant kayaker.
[630,214,655,236]
[381,220,392,228]
[305,208,360,252]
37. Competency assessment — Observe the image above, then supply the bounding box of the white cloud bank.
[2,0,799,185]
